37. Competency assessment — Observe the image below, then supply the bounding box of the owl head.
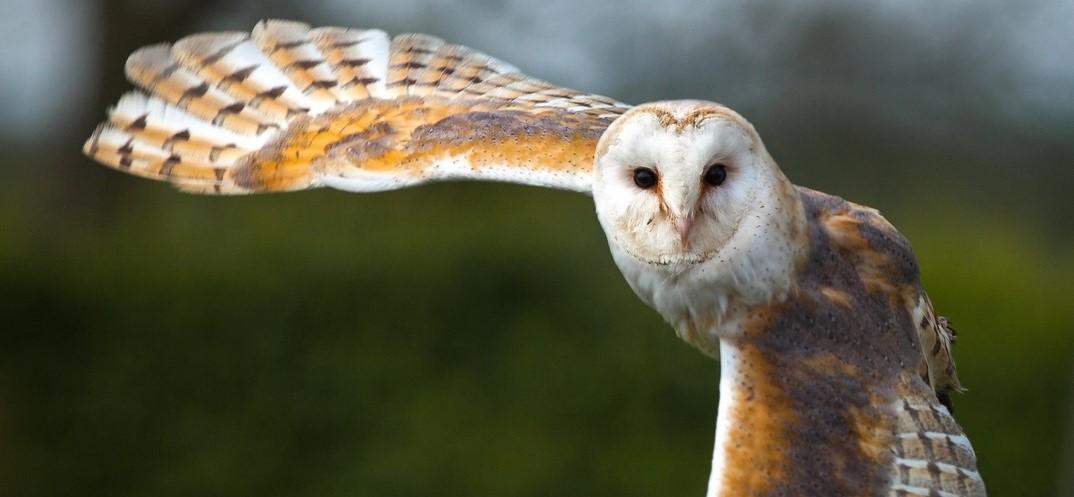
[592,101,807,353]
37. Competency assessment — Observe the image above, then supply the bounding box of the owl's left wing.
[809,187,963,402]
[84,20,631,194]
[805,187,983,496]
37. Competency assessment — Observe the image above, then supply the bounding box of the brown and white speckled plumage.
[84,20,983,497]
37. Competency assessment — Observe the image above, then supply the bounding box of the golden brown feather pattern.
[228,96,610,193]
[83,20,630,194]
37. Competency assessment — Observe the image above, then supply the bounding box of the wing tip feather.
[171,31,251,64]
[86,19,626,196]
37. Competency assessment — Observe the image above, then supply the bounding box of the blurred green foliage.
[1,162,1071,496]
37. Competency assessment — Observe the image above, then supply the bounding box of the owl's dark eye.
[633,167,658,189]
[704,164,727,186]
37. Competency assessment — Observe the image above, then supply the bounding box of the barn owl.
[84,20,986,497]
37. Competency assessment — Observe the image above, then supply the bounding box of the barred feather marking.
[172,32,325,117]
[83,91,258,193]
[894,458,983,482]
[889,379,986,497]
[309,27,390,99]
[386,34,446,96]
[251,20,348,104]
[918,432,974,458]
[108,93,264,156]
[84,125,230,187]
[126,45,283,134]
[910,292,963,403]
[85,20,631,195]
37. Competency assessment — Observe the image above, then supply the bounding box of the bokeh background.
[2,0,1072,495]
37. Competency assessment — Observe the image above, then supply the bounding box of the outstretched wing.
[83,20,631,194]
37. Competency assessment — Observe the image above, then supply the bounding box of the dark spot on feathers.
[128,114,148,130]
[201,41,242,65]
[225,65,258,83]
[219,102,246,115]
[156,62,180,79]
[275,40,307,50]
[329,39,361,48]
[394,61,427,70]
[291,60,321,70]
[285,107,310,119]
[340,58,370,67]
[161,154,181,175]
[182,82,210,100]
[307,80,337,90]
[259,86,288,99]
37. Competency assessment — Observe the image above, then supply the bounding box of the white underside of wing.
[706,340,740,497]
[319,156,594,194]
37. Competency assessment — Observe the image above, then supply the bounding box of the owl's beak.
[674,213,696,250]
[661,181,700,250]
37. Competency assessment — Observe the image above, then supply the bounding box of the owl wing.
[843,206,964,402]
[804,187,982,495]
[84,20,631,194]
[910,292,963,404]
[808,187,963,401]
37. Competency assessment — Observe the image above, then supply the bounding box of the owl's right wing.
[84,20,632,194]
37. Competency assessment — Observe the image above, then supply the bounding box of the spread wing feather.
[84,20,631,194]
[911,293,963,399]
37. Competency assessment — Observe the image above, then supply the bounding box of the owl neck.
[645,175,809,356]
[705,336,896,497]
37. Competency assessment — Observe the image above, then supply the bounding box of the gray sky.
[0,0,94,141]
[1,0,1071,142]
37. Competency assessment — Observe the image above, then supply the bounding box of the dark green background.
[2,1,1072,496]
